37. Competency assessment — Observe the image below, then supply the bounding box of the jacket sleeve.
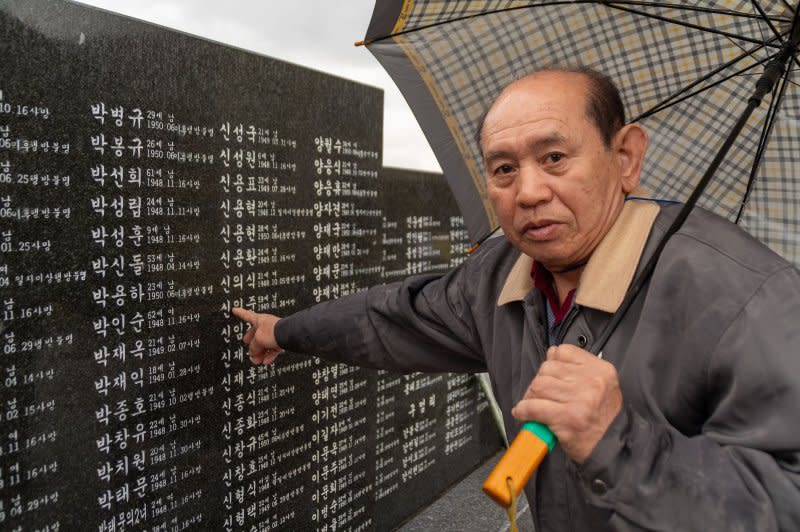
[273,259,489,374]
[577,266,800,532]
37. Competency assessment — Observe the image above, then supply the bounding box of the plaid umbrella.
[361,1,800,267]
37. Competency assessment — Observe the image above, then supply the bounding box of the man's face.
[481,72,635,272]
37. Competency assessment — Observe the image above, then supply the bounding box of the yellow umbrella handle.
[482,422,557,507]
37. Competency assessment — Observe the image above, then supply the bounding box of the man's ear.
[614,123,648,193]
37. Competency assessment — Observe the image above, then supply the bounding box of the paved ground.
[397,452,535,532]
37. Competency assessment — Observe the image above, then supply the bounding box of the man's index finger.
[231,307,256,323]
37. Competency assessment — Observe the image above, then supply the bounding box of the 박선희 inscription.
[0,1,502,531]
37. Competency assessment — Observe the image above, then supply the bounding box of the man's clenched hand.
[512,344,622,464]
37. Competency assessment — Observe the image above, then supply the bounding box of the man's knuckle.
[564,409,581,427]
[602,363,618,380]
[589,375,606,393]
[574,416,591,433]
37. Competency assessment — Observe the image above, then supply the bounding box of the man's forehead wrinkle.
[483,111,570,137]
[483,122,570,153]
[484,93,574,134]
[532,131,568,144]
[480,72,593,156]
[483,149,511,163]
[481,70,591,139]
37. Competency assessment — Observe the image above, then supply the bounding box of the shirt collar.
[496,198,661,312]
[531,261,576,324]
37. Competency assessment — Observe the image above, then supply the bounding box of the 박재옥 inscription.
[0,1,501,530]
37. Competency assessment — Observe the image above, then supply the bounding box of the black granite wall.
[0,1,502,530]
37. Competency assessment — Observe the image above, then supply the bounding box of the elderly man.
[233,68,800,531]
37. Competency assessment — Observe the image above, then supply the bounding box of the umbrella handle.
[482,421,557,507]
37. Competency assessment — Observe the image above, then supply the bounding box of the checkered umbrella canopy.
[363,1,800,266]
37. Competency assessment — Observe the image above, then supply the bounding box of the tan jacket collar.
[497,199,661,313]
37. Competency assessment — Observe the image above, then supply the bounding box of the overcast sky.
[75,0,441,173]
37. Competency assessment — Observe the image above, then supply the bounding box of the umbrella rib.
[735,71,788,224]
[738,72,800,90]
[363,2,586,45]
[750,0,787,42]
[362,1,788,46]
[788,0,800,98]
[604,3,784,48]
[747,3,773,64]
[786,77,800,88]
[609,1,791,23]
[725,33,761,60]
[630,44,777,122]
[778,0,800,70]
[735,61,792,224]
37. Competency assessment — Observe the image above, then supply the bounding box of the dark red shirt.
[531,261,575,326]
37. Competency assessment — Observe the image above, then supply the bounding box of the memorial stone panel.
[377,167,498,528]
[0,2,502,530]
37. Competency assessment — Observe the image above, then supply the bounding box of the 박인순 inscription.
[0,1,502,531]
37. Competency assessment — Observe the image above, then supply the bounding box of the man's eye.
[495,164,514,174]
[546,153,564,164]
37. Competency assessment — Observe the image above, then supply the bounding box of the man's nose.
[516,165,552,206]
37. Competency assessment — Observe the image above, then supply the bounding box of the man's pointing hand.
[231,307,283,366]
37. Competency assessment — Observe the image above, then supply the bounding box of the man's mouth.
[521,220,561,240]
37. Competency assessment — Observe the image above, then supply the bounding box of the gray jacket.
[276,201,800,531]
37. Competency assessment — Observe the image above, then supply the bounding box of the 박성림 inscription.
[0,1,502,531]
